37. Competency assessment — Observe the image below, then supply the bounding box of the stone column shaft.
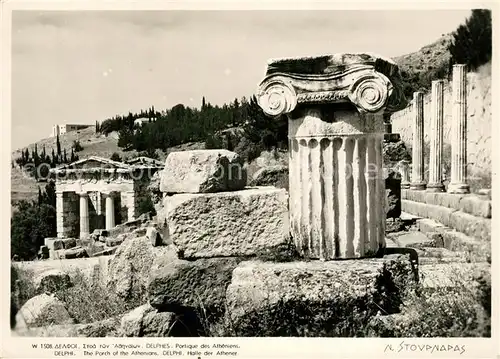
[410,92,426,190]
[56,191,64,238]
[256,52,407,260]
[79,192,90,238]
[399,160,411,189]
[105,193,115,230]
[448,64,470,194]
[289,110,386,260]
[427,80,445,192]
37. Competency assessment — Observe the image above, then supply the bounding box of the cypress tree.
[56,133,62,156]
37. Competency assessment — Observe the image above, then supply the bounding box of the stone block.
[61,238,77,249]
[15,294,74,330]
[225,255,416,336]
[106,235,126,247]
[146,227,161,247]
[160,149,247,194]
[44,237,58,251]
[53,249,66,260]
[148,253,243,315]
[119,303,183,337]
[92,246,119,257]
[64,246,89,259]
[160,187,289,259]
[394,232,437,248]
[108,237,172,300]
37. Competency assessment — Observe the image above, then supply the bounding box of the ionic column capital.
[256,53,407,117]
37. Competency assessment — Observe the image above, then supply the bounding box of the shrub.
[137,194,156,217]
[110,152,122,162]
[72,140,84,152]
[205,133,224,150]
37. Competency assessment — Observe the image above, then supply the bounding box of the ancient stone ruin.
[40,156,163,260]
[256,53,407,259]
[12,56,490,338]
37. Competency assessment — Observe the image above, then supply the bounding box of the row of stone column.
[57,191,118,238]
[400,64,470,194]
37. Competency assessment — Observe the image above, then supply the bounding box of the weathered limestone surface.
[15,294,74,330]
[401,189,491,218]
[225,255,415,336]
[256,53,406,260]
[160,150,247,194]
[119,304,177,337]
[159,188,289,259]
[108,236,172,300]
[148,252,243,314]
[401,200,491,240]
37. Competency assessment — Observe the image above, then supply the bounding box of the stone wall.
[391,63,491,182]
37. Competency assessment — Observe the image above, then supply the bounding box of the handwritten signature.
[384,341,466,355]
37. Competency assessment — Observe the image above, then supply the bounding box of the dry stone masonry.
[256,53,406,260]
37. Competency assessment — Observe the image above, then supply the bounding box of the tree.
[110,152,122,162]
[11,181,57,260]
[56,133,62,156]
[448,9,492,71]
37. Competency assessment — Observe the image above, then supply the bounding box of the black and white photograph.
[1,3,496,357]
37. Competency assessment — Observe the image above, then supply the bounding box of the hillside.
[10,33,455,206]
[393,33,453,98]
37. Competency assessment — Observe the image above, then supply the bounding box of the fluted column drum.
[256,53,407,260]
[288,110,386,259]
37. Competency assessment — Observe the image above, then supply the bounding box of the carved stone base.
[447,183,470,194]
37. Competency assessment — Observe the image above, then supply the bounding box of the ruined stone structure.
[50,156,163,239]
[256,53,406,260]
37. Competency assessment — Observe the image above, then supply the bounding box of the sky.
[11,9,472,150]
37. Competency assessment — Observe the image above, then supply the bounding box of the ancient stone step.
[401,199,491,240]
[414,217,490,262]
[402,188,491,218]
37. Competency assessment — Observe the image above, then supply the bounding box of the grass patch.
[11,264,142,328]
